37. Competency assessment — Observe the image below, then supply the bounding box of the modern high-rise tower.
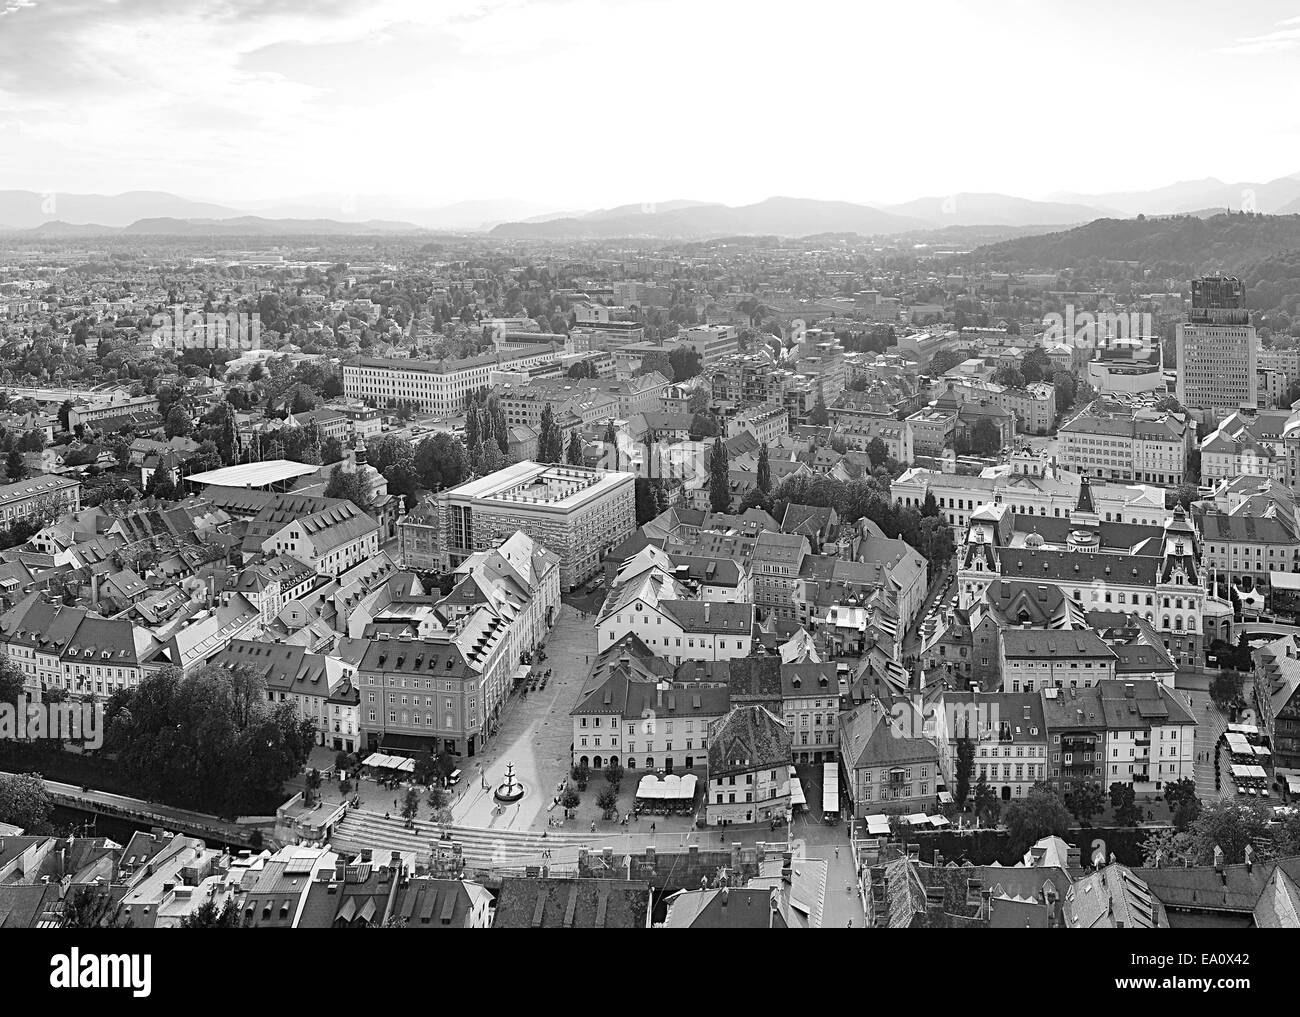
[1175,275,1256,425]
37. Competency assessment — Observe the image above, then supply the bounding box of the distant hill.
[1049,173,1300,217]
[881,192,1106,227]
[0,190,241,229]
[490,196,929,239]
[120,216,425,236]
[0,216,430,237]
[963,213,1300,273]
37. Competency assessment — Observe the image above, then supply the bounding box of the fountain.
[493,761,526,804]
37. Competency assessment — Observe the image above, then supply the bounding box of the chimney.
[1245,843,1254,874]
[720,887,729,908]
[1214,845,1225,882]
[704,602,711,624]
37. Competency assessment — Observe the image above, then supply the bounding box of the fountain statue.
[494,761,526,804]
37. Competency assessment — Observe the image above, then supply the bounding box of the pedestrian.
[650,822,656,835]
[591,820,596,833]
[835,846,840,859]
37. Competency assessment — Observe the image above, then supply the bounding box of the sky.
[2,0,1300,214]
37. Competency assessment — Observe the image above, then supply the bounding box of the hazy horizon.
[3,0,1300,211]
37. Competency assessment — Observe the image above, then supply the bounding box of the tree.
[1210,669,1244,709]
[689,412,718,440]
[213,402,241,466]
[917,516,956,572]
[596,785,619,819]
[921,490,940,518]
[603,760,625,788]
[756,444,771,493]
[668,346,702,383]
[1109,781,1142,827]
[972,774,1000,827]
[57,399,73,433]
[566,430,584,465]
[412,751,437,786]
[537,404,563,463]
[560,783,580,810]
[1140,826,1195,868]
[1052,370,1079,412]
[0,656,24,707]
[401,787,421,827]
[1186,799,1271,865]
[634,478,659,526]
[1162,777,1201,831]
[928,348,962,376]
[1065,781,1106,826]
[865,437,888,468]
[955,736,975,805]
[145,465,179,502]
[164,402,193,438]
[1004,782,1072,852]
[179,898,243,928]
[104,664,317,817]
[60,885,130,928]
[967,417,1003,456]
[571,761,590,788]
[324,464,371,511]
[1021,347,1051,383]
[0,772,53,832]
[366,434,414,476]
[708,438,730,513]
[993,367,1026,390]
[413,432,468,491]
[4,449,26,482]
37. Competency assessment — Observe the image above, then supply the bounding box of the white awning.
[929,815,951,827]
[864,815,890,836]
[635,774,697,801]
[788,767,807,807]
[904,813,929,826]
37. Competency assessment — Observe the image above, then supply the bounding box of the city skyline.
[3,0,1300,211]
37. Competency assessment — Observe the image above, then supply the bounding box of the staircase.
[330,809,599,871]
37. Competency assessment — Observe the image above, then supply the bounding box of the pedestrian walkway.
[331,808,793,873]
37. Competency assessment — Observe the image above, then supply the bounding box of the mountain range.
[2,172,1299,238]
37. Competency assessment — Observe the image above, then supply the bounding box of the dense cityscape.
[1,215,1298,942]
[2,7,1299,996]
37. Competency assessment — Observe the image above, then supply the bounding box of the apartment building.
[998,629,1118,693]
[751,531,810,621]
[342,344,557,415]
[1058,399,1193,486]
[1098,680,1195,793]
[780,661,842,764]
[706,706,792,826]
[571,669,729,774]
[0,474,81,528]
[726,405,788,445]
[357,611,512,759]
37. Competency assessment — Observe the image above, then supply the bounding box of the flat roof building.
[436,461,635,591]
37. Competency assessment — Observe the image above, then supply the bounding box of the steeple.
[1075,474,1096,516]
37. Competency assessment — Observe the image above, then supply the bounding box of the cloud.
[1215,15,1300,55]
